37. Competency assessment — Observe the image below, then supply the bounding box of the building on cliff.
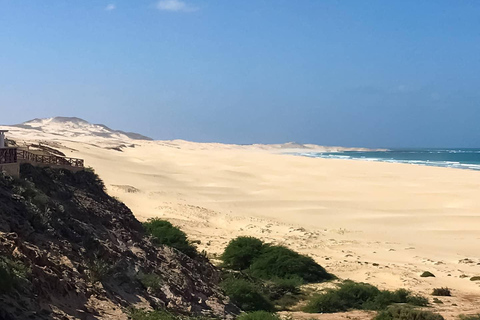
[0,130,84,178]
[0,130,19,177]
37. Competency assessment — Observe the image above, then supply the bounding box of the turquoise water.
[294,149,480,171]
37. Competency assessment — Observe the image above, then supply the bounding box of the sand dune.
[2,126,480,318]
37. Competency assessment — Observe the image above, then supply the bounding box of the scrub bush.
[249,245,333,283]
[221,237,264,270]
[220,278,274,312]
[236,311,282,320]
[304,281,428,313]
[221,236,332,283]
[420,271,435,278]
[374,305,444,320]
[432,287,451,296]
[143,219,197,257]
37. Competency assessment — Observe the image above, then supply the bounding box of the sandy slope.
[2,126,480,319]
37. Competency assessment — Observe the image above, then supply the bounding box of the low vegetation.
[374,305,444,320]
[129,308,212,320]
[249,245,332,283]
[460,315,480,320]
[0,256,30,293]
[236,311,282,320]
[221,237,264,270]
[219,236,332,312]
[221,236,333,283]
[470,276,480,281]
[223,272,304,311]
[420,271,435,278]
[432,297,443,304]
[129,309,284,320]
[138,272,163,291]
[143,218,197,257]
[87,257,113,283]
[432,287,451,296]
[220,278,274,312]
[303,280,428,313]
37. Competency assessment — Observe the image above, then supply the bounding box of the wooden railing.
[17,150,84,168]
[0,148,17,164]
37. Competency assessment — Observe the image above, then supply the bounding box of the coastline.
[287,149,480,171]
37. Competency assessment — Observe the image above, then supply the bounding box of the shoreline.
[286,150,480,172]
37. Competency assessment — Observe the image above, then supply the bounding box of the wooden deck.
[0,148,84,169]
[17,150,84,168]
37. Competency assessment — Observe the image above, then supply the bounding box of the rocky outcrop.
[0,164,239,319]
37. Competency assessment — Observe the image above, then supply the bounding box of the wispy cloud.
[105,4,116,11]
[156,0,198,12]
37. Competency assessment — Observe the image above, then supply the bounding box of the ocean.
[293,148,480,171]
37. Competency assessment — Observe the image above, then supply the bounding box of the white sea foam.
[290,151,480,171]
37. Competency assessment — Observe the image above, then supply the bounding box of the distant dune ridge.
[1,117,480,319]
[5,116,385,153]
[10,116,153,141]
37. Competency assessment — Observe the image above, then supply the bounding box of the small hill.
[0,164,238,319]
[13,117,153,141]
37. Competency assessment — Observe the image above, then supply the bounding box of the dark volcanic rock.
[0,164,238,319]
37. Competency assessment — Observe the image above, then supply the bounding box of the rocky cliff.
[0,164,238,319]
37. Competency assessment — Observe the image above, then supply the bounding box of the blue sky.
[1,0,479,147]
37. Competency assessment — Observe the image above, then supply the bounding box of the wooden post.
[0,130,7,148]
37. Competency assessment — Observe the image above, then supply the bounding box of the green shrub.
[0,256,30,293]
[221,237,264,270]
[79,167,106,191]
[221,237,332,283]
[32,192,50,211]
[406,294,429,307]
[364,289,416,310]
[264,277,303,310]
[220,278,274,312]
[273,293,301,311]
[304,281,380,313]
[143,219,196,257]
[420,271,435,278]
[249,245,332,283]
[221,271,301,311]
[304,290,349,313]
[0,262,15,293]
[220,237,331,311]
[304,281,428,313]
[138,272,163,290]
[470,276,480,281]
[129,308,212,320]
[432,287,451,296]
[374,305,444,320]
[236,311,282,320]
[269,277,302,297]
[88,258,112,283]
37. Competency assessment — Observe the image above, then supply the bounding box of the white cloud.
[105,4,116,11]
[156,0,198,12]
